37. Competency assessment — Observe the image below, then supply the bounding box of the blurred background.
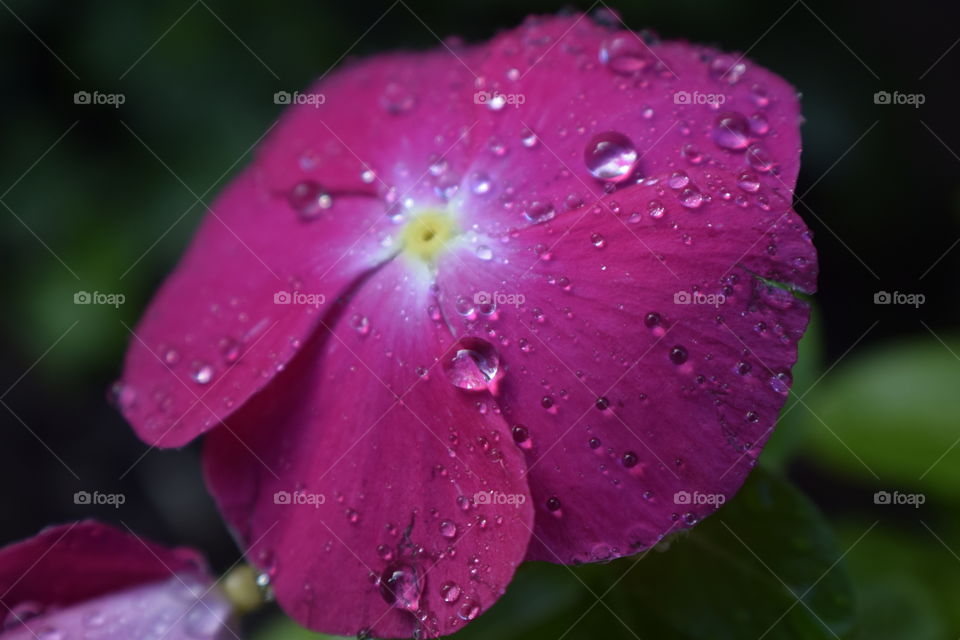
[1,0,958,638]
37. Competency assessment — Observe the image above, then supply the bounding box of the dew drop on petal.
[712,112,752,151]
[440,581,462,604]
[584,132,638,183]
[288,180,332,220]
[457,597,481,621]
[190,362,214,385]
[439,520,458,539]
[523,200,557,224]
[599,36,651,75]
[669,345,688,365]
[443,338,500,391]
[379,564,422,611]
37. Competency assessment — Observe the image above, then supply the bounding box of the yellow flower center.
[400,210,459,264]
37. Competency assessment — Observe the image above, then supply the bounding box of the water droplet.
[622,451,638,468]
[352,314,370,336]
[443,338,500,391]
[667,171,690,189]
[712,112,751,151]
[379,564,422,611]
[288,180,332,220]
[584,132,638,183]
[678,188,704,209]
[190,362,214,385]
[440,520,458,539]
[469,172,492,195]
[669,345,688,365]
[512,424,531,446]
[599,36,651,75]
[746,144,776,173]
[521,128,539,148]
[440,581,462,604]
[546,497,562,512]
[475,245,493,261]
[736,172,760,192]
[523,200,556,224]
[457,597,481,621]
[590,232,607,248]
[220,337,242,364]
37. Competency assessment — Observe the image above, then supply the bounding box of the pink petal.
[119,170,395,447]
[0,522,231,639]
[417,15,816,561]
[203,260,534,638]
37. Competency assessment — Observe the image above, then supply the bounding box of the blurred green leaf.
[599,468,856,639]
[836,522,952,640]
[798,336,960,497]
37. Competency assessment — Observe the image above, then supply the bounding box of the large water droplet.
[599,36,651,75]
[440,581,462,604]
[712,112,752,151]
[443,338,500,391]
[379,564,422,611]
[584,132,638,183]
[523,200,557,224]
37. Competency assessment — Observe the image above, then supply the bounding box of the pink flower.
[0,521,232,639]
[118,12,816,638]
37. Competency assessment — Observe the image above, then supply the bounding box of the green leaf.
[797,335,960,497]
[598,468,856,640]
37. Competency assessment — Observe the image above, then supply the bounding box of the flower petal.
[436,185,814,562]
[412,13,817,563]
[203,260,534,638]
[0,521,231,639]
[119,170,394,447]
